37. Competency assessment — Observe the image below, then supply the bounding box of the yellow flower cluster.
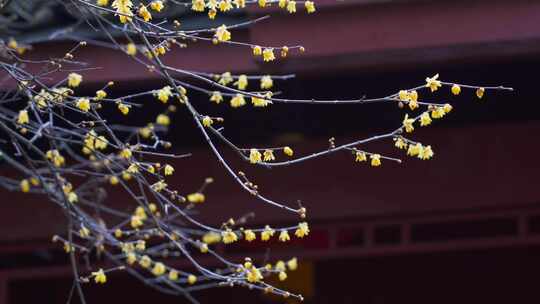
[354,151,381,166]
[425,73,442,92]
[46,149,66,167]
[68,73,83,88]
[407,143,434,160]
[187,192,206,203]
[398,90,419,110]
[156,86,173,103]
[17,110,29,124]
[222,229,238,244]
[214,25,231,42]
[92,269,107,284]
[112,0,134,23]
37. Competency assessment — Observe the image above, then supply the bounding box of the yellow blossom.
[138,5,152,22]
[150,0,164,11]
[370,154,381,167]
[67,192,79,204]
[476,87,485,99]
[263,150,275,161]
[7,38,17,49]
[234,0,246,8]
[230,94,246,108]
[253,45,262,56]
[135,207,148,220]
[235,75,248,90]
[63,242,74,253]
[156,86,172,103]
[156,45,166,55]
[355,151,367,162]
[202,232,221,244]
[408,99,418,111]
[122,172,132,180]
[188,274,197,284]
[95,90,107,100]
[420,112,432,126]
[114,228,123,238]
[127,163,139,174]
[283,146,294,156]
[418,145,434,160]
[208,9,217,19]
[451,84,461,95]
[287,257,298,271]
[410,90,418,102]
[97,0,109,6]
[168,270,179,281]
[135,239,146,251]
[262,48,275,62]
[46,150,66,167]
[20,179,30,192]
[249,149,262,164]
[151,180,167,192]
[252,96,271,107]
[398,90,410,101]
[258,0,266,7]
[295,222,309,238]
[247,267,263,283]
[431,107,445,119]
[275,260,286,271]
[443,103,453,113]
[286,0,296,13]
[222,229,238,244]
[131,215,144,228]
[200,243,208,253]
[156,114,170,126]
[279,0,287,8]
[126,252,136,265]
[92,269,107,284]
[244,229,256,241]
[139,255,152,268]
[279,230,290,242]
[305,0,316,13]
[17,110,29,124]
[210,91,223,104]
[76,98,91,112]
[152,262,166,276]
[261,225,275,241]
[187,192,205,203]
[68,73,82,88]
[218,0,233,11]
[260,75,273,89]
[164,164,174,176]
[118,103,130,115]
[119,148,132,159]
[112,0,134,23]
[139,127,152,138]
[425,73,442,92]
[202,116,214,127]
[95,136,108,150]
[279,271,287,281]
[109,176,119,185]
[219,72,233,85]
[407,143,423,157]
[394,137,407,150]
[30,178,39,186]
[126,43,137,55]
[214,25,231,42]
[402,114,415,133]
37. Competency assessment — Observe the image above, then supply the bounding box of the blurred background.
[1,0,540,303]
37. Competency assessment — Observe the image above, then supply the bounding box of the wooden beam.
[12,0,540,85]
